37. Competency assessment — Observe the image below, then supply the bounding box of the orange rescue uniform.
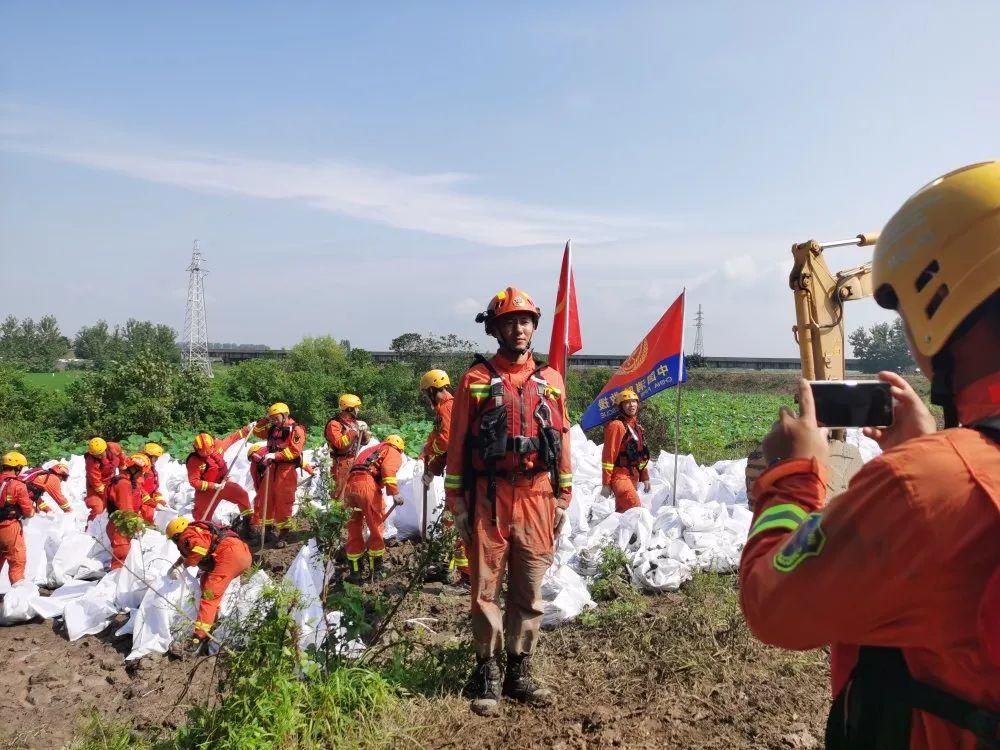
[185,427,253,522]
[174,523,252,639]
[445,353,573,659]
[84,442,124,520]
[252,418,307,529]
[601,416,649,513]
[325,412,361,500]
[420,392,469,576]
[139,463,165,524]
[739,373,1000,749]
[23,468,72,513]
[106,474,142,570]
[0,472,35,584]
[344,442,402,565]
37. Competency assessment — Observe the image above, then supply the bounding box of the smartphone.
[808,380,893,428]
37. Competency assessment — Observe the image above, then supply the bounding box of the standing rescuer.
[139,443,166,524]
[445,286,572,717]
[325,394,368,501]
[0,452,35,586]
[166,515,252,656]
[740,162,1000,749]
[84,437,124,521]
[344,435,405,583]
[22,463,72,514]
[186,426,254,524]
[106,454,149,569]
[252,403,307,547]
[419,369,470,582]
[600,388,651,512]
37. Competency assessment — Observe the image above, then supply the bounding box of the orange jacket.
[84,442,123,496]
[0,471,34,524]
[325,412,360,457]
[740,372,1000,749]
[174,523,246,568]
[444,353,573,512]
[186,427,251,492]
[141,464,163,505]
[601,417,650,485]
[25,470,72,512]
[351,443,403,496]
[107,475,141,515]
[253,418,306,464]
[421,392,454,477]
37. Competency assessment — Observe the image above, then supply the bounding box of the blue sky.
[2,2,998,356]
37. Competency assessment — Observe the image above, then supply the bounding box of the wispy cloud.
[0,106,668,247]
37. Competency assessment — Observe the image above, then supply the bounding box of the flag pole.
[671,290,687,507]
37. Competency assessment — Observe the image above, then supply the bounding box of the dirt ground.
[0,535,831,750]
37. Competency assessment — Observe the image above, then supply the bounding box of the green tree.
[288,335,347,375]
[0,315,71,371]
[389,331,479,376]
[73,320,117,366]
[848,318,915,373]
[118,319,180,363]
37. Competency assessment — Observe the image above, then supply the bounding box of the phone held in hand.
[808,380,893,428]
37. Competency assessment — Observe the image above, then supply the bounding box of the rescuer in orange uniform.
[600,388,651,513]
[105,454,149,570]
[325,394,368,501]
[84,437,124,521]
[418,369,470,582]
[22,463,72,514]
[740,162,1000,749]
[165,515,252,656]
[344,435,405,583]
[252,403,307,547]
[186,427,254,524]
[0,452,35,585]
[138,443,166,524]
[445,287,572,716]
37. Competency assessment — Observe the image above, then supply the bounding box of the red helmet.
[49,463,70,479]
[475,287,541,334]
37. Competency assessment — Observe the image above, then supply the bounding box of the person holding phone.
[739,162,1000,749]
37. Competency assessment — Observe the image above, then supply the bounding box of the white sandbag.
[541,564,595,626]
[64,576,120,641]
[0,579,39,624]
[284,540,331,652]
[126,572,200,661]
[28,579,97,619]
[50,529,105,586]
[631,551,691,592]
[209,570,272,652]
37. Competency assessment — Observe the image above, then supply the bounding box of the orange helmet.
[49,463,70,479]
[193,433,215,452]
[476,287,541,334]
[125,453,151,472]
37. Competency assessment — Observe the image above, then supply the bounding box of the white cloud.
[453,297,483,316]
[0,107,668,248]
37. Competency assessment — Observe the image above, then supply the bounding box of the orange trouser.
[85,492,105,521]
[344,473,385,562]
[610,468,641,513]
[194,482,250,522]
[331,456,353,500]
[251,464,298,529]
[107,517,132,570]
[194,537,252,638]
[0,521,27,584]
[470,473,556,659]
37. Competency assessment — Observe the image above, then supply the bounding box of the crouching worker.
[22,463,73,514]
[186,427,254,524]
[165,516,252,656]
[344,435,405,583]
[0,452,35,586]
[600,388,651,512]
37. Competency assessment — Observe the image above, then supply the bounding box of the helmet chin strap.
[930,349,959,428]
[496,331,533,359]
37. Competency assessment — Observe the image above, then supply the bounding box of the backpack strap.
[971,416,1000,443]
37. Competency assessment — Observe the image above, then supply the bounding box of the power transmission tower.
[182,240,213,378]
[693,304,705,358]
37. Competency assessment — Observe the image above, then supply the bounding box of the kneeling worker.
[600,388,651,512]
[344,435,405,583]
[166,516,252,656]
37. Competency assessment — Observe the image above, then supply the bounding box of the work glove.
[263,453,278,463]
[600,485,612,499]
[393,494,405,507]
[454,512,472,546]
[642,480,652,494]
[168,563,182,581]
[422,470,434,488]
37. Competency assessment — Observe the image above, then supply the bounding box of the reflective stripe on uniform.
[469,384,490,399]
[283,448,294,460]
[200,481,209,492]
[444,474,463,489]
[601,462,614,471]
[748,503,809,539]
[559,473,573,488]
[383,477,397,486]
[192,545,209,555]
[193,620,213,633]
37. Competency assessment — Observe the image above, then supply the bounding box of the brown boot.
[468,656,502,716]
[502,654,552,706]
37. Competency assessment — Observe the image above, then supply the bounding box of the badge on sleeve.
[773,513,826,573]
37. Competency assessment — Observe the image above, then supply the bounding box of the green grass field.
[22,371,84,391]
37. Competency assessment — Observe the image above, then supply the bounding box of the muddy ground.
[0,534,830,750]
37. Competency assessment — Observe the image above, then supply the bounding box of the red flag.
[548,241,583,378]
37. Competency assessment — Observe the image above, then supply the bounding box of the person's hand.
[454,511,472,545]
[553,506,567,538]
[862,371,936,451]
[642,480,652,493]
[762,379,830,466]
[393,494,404,507]
[600,485,612,499]
[168,563,182,581]
[264,453,277,463]
[422,471,434,488]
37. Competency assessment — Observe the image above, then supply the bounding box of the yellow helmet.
[247,442,267,459]
[165,516,190,539]
[2,451,27,469]
[874,160,1000,357]
[88,437,108,456]
[339,394,362,410]
[143,442,164,458]
[613,388,640,407]
[385,435,405,452]
[268,402,290,417]
[420,369,451,390]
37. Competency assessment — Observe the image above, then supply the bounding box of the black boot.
[502,654,552,706]
[265,527,279,546]
[370,554,387,581]
[468,656,502,716]
[345,555,365,585]
[169,636,206,658]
